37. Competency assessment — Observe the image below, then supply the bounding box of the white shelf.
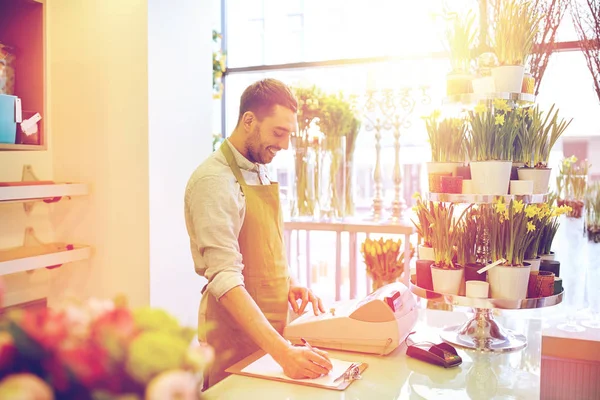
[426,192,549,204]
[0,183,88,204]
[443,92,536,107]
[0,245,92,276]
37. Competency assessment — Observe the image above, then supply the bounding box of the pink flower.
[0,373,54,400]
[90,308,138,363]
[18,308,68,352]
[57,340,111,389]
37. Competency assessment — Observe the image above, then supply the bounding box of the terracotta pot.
[416,259,434,290]
[527,271,555,298]
[455,165,472,179]
[428,172,451,193]
[441,176,463,194]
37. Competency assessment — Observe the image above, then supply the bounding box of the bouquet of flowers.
[0,295,213,400]
[361,237,414,289]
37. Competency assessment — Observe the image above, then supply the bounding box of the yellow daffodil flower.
[514,200,525,214]
[474,103,486,115]
[493,99,510,112]
[525,205,538,218]
[527,221,536,232]
[494,114,505,126]
[494,202,506,215]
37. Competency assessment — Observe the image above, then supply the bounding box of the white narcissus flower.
[145,370,199,400]
[0,373,54,400]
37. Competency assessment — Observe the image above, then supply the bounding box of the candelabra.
[361,86,430,222]
[362,90,391,221]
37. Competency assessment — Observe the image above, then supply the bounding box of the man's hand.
[275,344,333,379]
[288,284,325,315]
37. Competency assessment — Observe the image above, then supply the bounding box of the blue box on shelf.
[0,93,20,144]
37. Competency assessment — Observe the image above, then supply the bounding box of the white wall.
[148,0,212,328]
[48,0,150,308]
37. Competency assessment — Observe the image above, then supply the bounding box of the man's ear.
[242,111,255,132]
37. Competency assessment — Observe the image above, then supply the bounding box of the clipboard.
[226,350,369,391]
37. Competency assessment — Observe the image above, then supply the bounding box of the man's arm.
[220,286,331,379]
[188,176,332,379]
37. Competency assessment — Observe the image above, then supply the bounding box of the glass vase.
[318,136,346,220]
[290,135,318,220]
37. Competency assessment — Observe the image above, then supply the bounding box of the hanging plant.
[212,30,226,99]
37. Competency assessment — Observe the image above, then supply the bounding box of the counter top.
[203,308,542,399]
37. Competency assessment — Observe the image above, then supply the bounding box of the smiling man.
[184,78,332,389]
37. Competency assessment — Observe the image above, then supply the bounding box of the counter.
[203,308,542,399]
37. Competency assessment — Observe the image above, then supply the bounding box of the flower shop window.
[224,0,478,67]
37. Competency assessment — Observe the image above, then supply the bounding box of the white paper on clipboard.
[240,353,357,389]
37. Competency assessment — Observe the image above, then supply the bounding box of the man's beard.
[246,125,264,164]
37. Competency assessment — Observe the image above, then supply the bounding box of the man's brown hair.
[237,78,298,125]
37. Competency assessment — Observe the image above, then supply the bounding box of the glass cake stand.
[410,277,564,353]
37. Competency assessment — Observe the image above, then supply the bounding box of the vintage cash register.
[283,282,418,355]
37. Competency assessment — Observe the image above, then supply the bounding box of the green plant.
[467,99,518,161]
[585,182,600,242]
[423,110,466,162]
[212,30,226,98]
[494,0,540,66]
[418,201,471,269]
[411,193,434,248]
[456,207,480,266]
[483,199,538,266]
[536,201,572,255]
[532,105,572,167]
[445,10,477,73]
[557,156,592,200]
[293,85,324,135]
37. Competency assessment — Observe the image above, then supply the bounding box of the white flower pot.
[517,168,551,194]
[525,257,541,272]
[418,245,435,261]
[541,252,555,261]
[426,162,463,177]
[488,264,531,300]
[469,160,512,195]
[462,179,474,194]
[509,180,533,195]
[472,76,495,94]
[431,265,464,295]
[492,65,525,93]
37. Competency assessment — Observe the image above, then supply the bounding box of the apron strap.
[220,140,247,186]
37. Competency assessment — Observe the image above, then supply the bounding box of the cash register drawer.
[0,94,19,144]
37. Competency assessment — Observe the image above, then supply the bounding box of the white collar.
[224,139,265,174]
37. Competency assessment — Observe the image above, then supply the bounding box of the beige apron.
[202,141,290,388]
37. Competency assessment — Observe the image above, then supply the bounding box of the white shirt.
[184,140,272,300]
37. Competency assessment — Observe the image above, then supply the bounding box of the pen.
[300,337,315,351]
